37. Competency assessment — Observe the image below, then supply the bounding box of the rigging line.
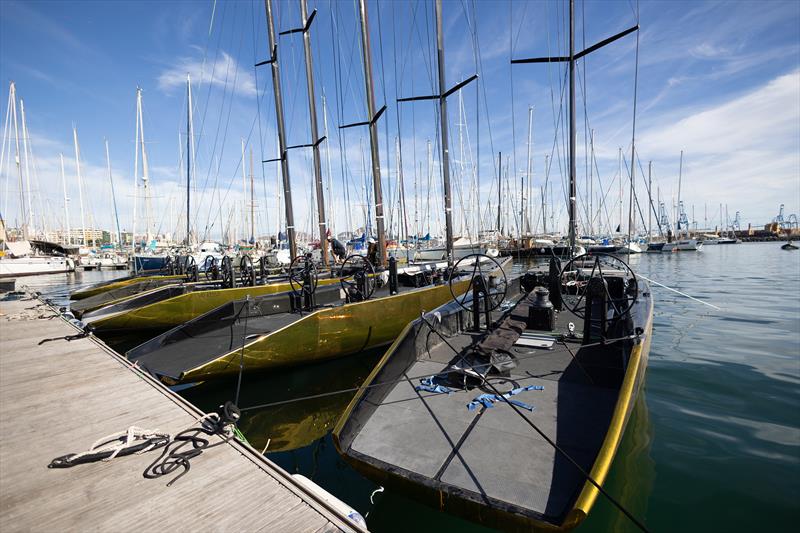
[392,0,410,246]
[331,2,351,233]
[417,315,652,533]
[239,332,638,412]
[638,274,721,310]
[201,11,251,239]
[627,0,640,256]
[375,0,393,235]
[581,0,591,234]
[197,3,238,237]
[508,0,519,237]
[194,0,229,195]
[621,151,649,231]
[252,0,271,240]
[459,0,481,237]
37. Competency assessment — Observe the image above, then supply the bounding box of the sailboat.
[673,152,702,251]
[0,83,75,277]
[120,0,512,380]
[130,87,169,272]
[335,2,653,531]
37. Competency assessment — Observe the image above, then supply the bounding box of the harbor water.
[17,242,800,532]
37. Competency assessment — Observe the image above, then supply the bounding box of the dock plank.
[0,296,360,532]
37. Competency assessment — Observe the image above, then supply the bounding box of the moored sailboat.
[335,2,653,530]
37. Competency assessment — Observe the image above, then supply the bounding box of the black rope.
[143,403,240,487]
[234,296,250,408]
[238,331,635,413]
[38,324,94,345]
[417,314,650,533]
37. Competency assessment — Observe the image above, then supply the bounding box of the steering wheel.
[558,252,638,319]
[221,256,236,289]
[448,253,508,313]
[202,256,219,281]
[339,254,376,302]
[240,255,256,286]
[183,255,196,278]
[288,254,318,297]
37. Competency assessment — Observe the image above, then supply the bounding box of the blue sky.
[1,0,798,241]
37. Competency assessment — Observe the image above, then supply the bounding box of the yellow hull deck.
[332,280,654,531]
[70,274,184,300]
[180,279,471,383]
[88,278,342,333]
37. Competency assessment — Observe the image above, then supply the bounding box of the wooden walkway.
[0,296,361,532]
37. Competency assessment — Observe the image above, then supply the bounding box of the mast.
[647,161,652,239]
[322,94,335,236]
[496,151,502,234]
[434,0,454,265]
[105,139,122,248]
[72,127,88,248]
[137,89,152,246]
[357,0,386,266]
[618,147,622,232]
[132,88,140,256]
[567,0,577,252]
[186,74,193,246]
[263,0,296,260]
[299,0,328,265]
[525,106,533,236]
[60,153,70,245]
[589,128,594,235]
[241,138,247,243]
[677,149,683,233]
[19,99,34,236]
[250,147,255,244]
[9,84,28,239]
[543,155,548,234]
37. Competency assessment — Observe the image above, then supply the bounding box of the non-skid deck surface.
[0,297,353,532]
[353,302,621,521]
[129,312,300,378]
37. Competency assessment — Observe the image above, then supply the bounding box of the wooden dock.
[0,295,362,532]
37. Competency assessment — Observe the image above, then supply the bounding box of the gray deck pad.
[128,313,300,378]
[351,358,619,519]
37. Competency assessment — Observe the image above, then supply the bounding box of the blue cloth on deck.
[467,384,544,412]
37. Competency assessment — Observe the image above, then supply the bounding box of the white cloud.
[157,51,257,97]
[638,70,800,224]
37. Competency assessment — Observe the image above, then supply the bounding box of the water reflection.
[16,243,800,532]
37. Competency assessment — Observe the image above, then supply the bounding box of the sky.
[0,0,798,242]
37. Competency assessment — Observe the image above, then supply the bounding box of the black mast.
[398,0,477,267]
[512,0,638,255]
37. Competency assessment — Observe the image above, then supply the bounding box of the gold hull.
[90,278,341,333]
[563,292,653,530]
[70,275,184,300]
[332,285,655,532]
[178,279,471,383]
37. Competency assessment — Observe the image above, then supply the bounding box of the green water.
[30,242,800,532]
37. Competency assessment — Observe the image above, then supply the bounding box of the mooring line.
[638,274,721,310]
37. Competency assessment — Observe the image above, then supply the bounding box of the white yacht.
[0,240,75,278]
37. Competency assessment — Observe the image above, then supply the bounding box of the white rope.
[65,412,230,465]
[638,273,721,310]
[68,426,170,463]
